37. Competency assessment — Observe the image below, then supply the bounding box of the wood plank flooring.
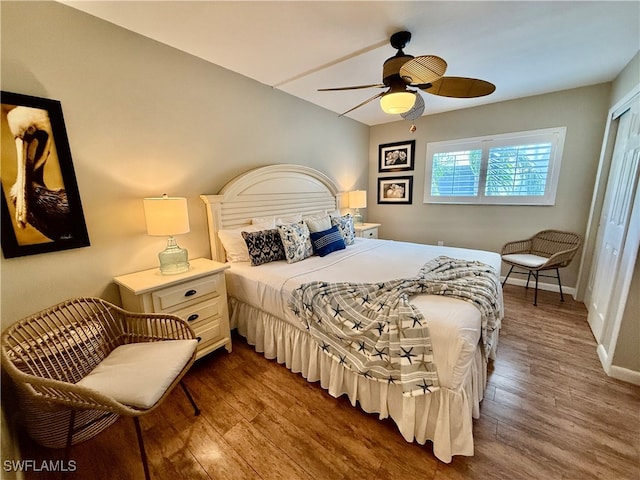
[14,285,640,480]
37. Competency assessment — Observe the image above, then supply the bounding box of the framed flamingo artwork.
[1,91,90,258]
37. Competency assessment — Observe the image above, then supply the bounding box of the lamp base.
[353,208,364,226]
[159,237,190,275]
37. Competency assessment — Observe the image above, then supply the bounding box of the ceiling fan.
[319,31,496,120]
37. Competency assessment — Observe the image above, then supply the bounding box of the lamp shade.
[380,91,416,114]
[143,195,190,236]
[348,190,367,209]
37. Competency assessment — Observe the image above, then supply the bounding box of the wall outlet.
[437,240,444,246]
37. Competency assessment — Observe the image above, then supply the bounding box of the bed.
[200,164,503,463]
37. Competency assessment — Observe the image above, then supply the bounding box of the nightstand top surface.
[114,258,229,294]
[354,223,381,229]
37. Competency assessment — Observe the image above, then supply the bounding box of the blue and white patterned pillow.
[310,225,346,257]
[330,214,355,246]
[241,229,285,266]
[277,222,313,263]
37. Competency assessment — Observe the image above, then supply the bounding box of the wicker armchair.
[1,297,201,480]
[501,230,582,306]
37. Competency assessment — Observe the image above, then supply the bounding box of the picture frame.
[1,91,90,258]
[377,176,413,204]
[378,140,415,172]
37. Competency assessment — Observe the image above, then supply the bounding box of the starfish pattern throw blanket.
[289,255,502,397]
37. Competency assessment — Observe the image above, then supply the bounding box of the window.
[424,127,566,205]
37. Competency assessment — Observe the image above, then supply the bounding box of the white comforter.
[224,238,503,390]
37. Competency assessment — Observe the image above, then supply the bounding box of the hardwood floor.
[15,285,640,480]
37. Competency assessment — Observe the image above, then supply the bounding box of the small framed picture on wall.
[377,176,413,204]
[378,140,415,172]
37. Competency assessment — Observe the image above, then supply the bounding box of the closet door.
[586,97,639,341]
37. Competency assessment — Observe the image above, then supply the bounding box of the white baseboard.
[501,277,576,296]
[609,365,640,386]
[596,344,640,385]
[597,343,609,366]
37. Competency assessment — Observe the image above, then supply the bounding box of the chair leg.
[556,268,565,302]
[133,417,151,480]
[64,410,76,464]
[525,270,532,289]
[502,265,514,286]
[533,271,539,306]
[180,380,201,416]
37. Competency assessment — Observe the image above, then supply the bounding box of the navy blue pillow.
[310,225,346,257]
[241,229,285,266]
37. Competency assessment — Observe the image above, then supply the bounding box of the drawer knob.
[196,336,202,343]
[185,289,197,297]
[187,313,199,322]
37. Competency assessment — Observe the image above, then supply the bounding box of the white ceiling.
[61,1,639,126]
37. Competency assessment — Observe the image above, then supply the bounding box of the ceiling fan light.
[380,92,416,114]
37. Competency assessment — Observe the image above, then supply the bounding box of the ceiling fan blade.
[339,91,386,116]
[318,83,385,92]
[400,92,425,121]
[400,55,447,85]
[422,76,496,98]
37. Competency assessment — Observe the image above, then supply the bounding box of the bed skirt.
[229,297,489,463]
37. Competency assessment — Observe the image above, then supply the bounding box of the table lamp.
[143,195,190,275]
[348,190,367,226]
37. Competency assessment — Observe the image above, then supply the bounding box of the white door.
[586,97,640,341]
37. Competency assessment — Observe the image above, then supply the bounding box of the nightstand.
[354,223,381,239]
[114,258,231,359]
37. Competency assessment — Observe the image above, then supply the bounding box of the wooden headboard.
[200,164,342,262]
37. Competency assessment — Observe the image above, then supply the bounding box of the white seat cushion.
[501,253,548,268]
[78,339,198,409]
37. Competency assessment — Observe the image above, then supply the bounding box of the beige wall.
[610,51,639,107]
[0,1,369,327]
[369,84,611,289]
[613,251,640,372]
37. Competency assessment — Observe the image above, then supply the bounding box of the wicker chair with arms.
[501,230,582,306]
[1,297,201,480]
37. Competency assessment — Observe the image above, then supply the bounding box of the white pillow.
[218,222,272,262]
[304,214,332,233]
[250,216,276,227]
[78,340,197,409]
[276,213,303,225]
[253,213,303,226]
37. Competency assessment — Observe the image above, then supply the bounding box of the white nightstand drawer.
[354,223,381,240]
[152,275,220,311]
[195,319,222,345]
[361,228,378,239]
[172,296,224,326]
